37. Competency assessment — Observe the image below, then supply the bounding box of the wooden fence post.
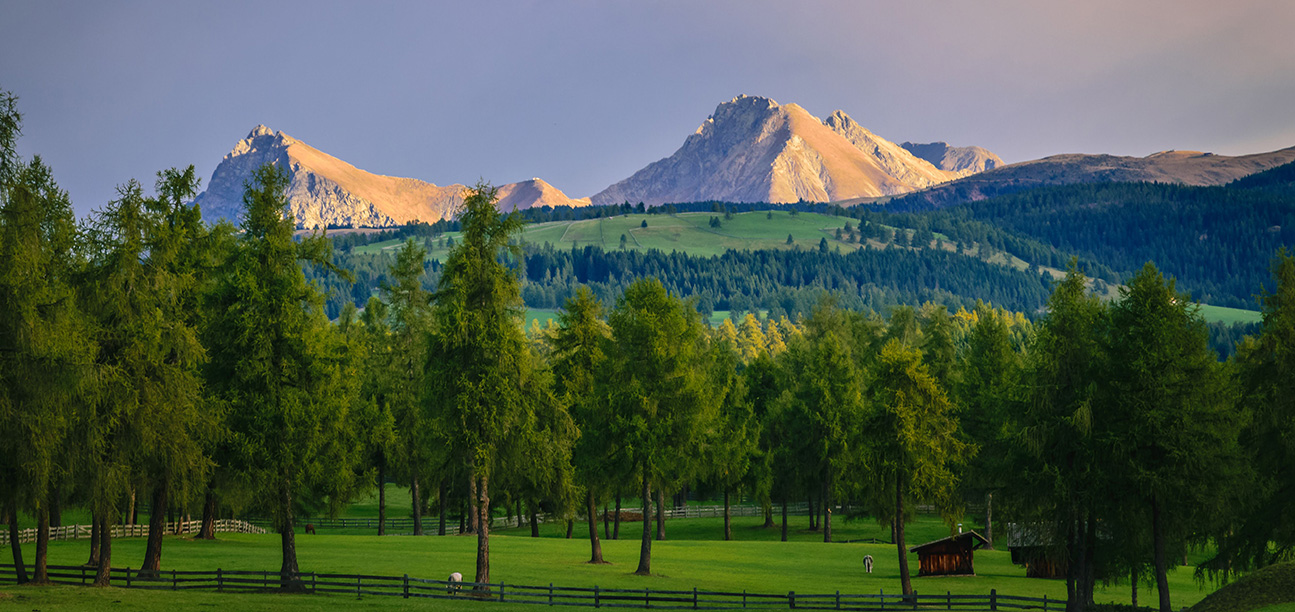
[789,591,796,609]
[693,587,698,609]
[912,590,917,611]
[173,569,177,590]
[500,582,506,603]
[595,585,600,608]
[836,590,841,609]
[1043,594,1048,611]
[217,568,223,592]
[550,583,554,605]
[990,589,997,612]
[404,574,409,598]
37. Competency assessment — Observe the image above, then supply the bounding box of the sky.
[3,0,1295,215]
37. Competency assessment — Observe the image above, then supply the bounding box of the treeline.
[910,181,1295,308]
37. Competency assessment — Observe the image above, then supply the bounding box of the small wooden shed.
[909,531,989,577]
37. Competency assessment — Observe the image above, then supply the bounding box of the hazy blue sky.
[3,1,1294,214]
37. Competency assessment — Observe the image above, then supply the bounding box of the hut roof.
[909,531,990,554]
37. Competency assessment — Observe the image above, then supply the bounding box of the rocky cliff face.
[194,126,588,228]
[591,95,999,206]
[901,141,1004,175]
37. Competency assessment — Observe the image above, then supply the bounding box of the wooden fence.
[249,504,819,534]
[0,519,265,546]
[0,564,1062,611]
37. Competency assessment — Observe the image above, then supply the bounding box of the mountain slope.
[885,147,1295,210]
[590,95,992,207]
[901,141,1003,174]
[194,126,589,228]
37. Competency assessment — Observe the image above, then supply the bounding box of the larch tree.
[1211,249,1295,575]
[0,146,91,583]
[427,181,532,588]
[384,239,435,535]
[1102,263,1242,612]
[1008,264,1107,612]
[552,287,614,563]
[607,278,713,576]
[704,335,757,541]
[954,301,1021,549]
[203,163,359,589]
[866,339,970,596]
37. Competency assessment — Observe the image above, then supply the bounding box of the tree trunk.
[50,490,62,528]
[198,488,216,540]
[635,469,652,575]
[458,500,466,534]
[467,470,478,534]
[86,511,100,567]
[655,488,666,540]
[762,501,774,528]
[603,504,609,540]
[808,495,817,531]
[377,459,386,536]
[723,488,732,541]
[279,485,302,591]
[529,500,540,538]
[127,487,136,525]
[984,492,994,550]
[141,483,168,576]
[33,506,49,583]
[613,493,621,540]
[1152,497,1171,612]
[474,471,491,590]
[585,491,605,563]
[438,480,447,536]
[823,474,832,544]
[411,476,424,536]
[780,497,788,542]
[8,505,28,584]
[896,474,912,596]
[93,514,112,587]
[1131,569,1138,607]
[565,519,574,539]
[1083,514,1097,608]
[1065,503,1084,612]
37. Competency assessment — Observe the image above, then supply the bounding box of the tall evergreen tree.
[607,279,713,575]
[866,339,970,596]
[204,164,359,589]
[552,287,614,563]
[1102,264,1242,612]
[1009,264,1107,612]
[427,181,532,588]
[1211,249,1295,575]
[0,152,90,584]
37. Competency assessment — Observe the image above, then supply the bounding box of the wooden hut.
[909,531,989,577]
[1006,523,1067,579]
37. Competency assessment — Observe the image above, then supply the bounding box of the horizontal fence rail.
[0,519,265,546]
[0,564,1063,611]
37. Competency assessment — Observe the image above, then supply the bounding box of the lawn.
[2,514,1221,609]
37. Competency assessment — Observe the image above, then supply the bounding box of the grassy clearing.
[2,514,1220,608]
[1196,304,1263,325]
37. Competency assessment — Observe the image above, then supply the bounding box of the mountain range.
[193,95,1295,228]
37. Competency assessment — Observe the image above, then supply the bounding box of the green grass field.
[2,513,1222,610]
[1196,304,1263,325]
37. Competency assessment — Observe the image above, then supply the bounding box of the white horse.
[448,572,463,594]
[863,555,874,573]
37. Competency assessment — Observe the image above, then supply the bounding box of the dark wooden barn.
[909,531,989,577]
[1006,523,1067,578]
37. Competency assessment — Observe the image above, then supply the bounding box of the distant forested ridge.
[916,180,1295,308]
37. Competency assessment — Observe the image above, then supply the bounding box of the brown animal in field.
[305,524,316,535]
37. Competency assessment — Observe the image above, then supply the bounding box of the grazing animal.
[305,524,316,535]
[448,572,463,594]
[863,555,874,573]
